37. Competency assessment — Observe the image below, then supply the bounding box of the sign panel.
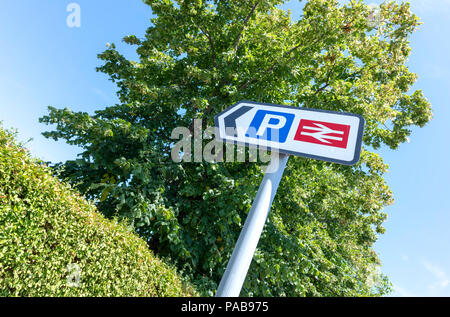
[214,101,365,165]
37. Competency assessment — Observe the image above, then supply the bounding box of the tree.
[40,0,432,296]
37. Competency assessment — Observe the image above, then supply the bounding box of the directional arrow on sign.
[223,106,253,137]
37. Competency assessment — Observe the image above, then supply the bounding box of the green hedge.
[0,126,196,296]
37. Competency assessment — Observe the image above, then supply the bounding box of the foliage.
[40,0,431,296]
[0,126,196,297]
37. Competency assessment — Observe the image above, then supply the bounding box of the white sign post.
[214,101,365,297]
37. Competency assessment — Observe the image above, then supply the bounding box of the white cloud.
[392,284,416,297]
[422,259,450,291]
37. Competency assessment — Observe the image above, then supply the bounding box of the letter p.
[256,114,287,138]
[246,110,294,143]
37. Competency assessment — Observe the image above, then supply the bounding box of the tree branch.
[233,1,259,53]
[199,26,217,68]
[236,37,321,92]
[314,59,337,96]
[236,43,303,91]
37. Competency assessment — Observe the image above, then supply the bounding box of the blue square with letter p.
[245,110,294,143]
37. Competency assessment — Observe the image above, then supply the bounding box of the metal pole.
[216,152,290,297]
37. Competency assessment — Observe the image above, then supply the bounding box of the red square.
[294,119,351,149]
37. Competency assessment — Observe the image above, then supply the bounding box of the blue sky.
[1,0,449,297]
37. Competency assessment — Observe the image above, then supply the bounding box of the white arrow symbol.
[300,123,344,144]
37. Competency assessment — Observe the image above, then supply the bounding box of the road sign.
[215,100,365,165]
[214,101,365,297]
